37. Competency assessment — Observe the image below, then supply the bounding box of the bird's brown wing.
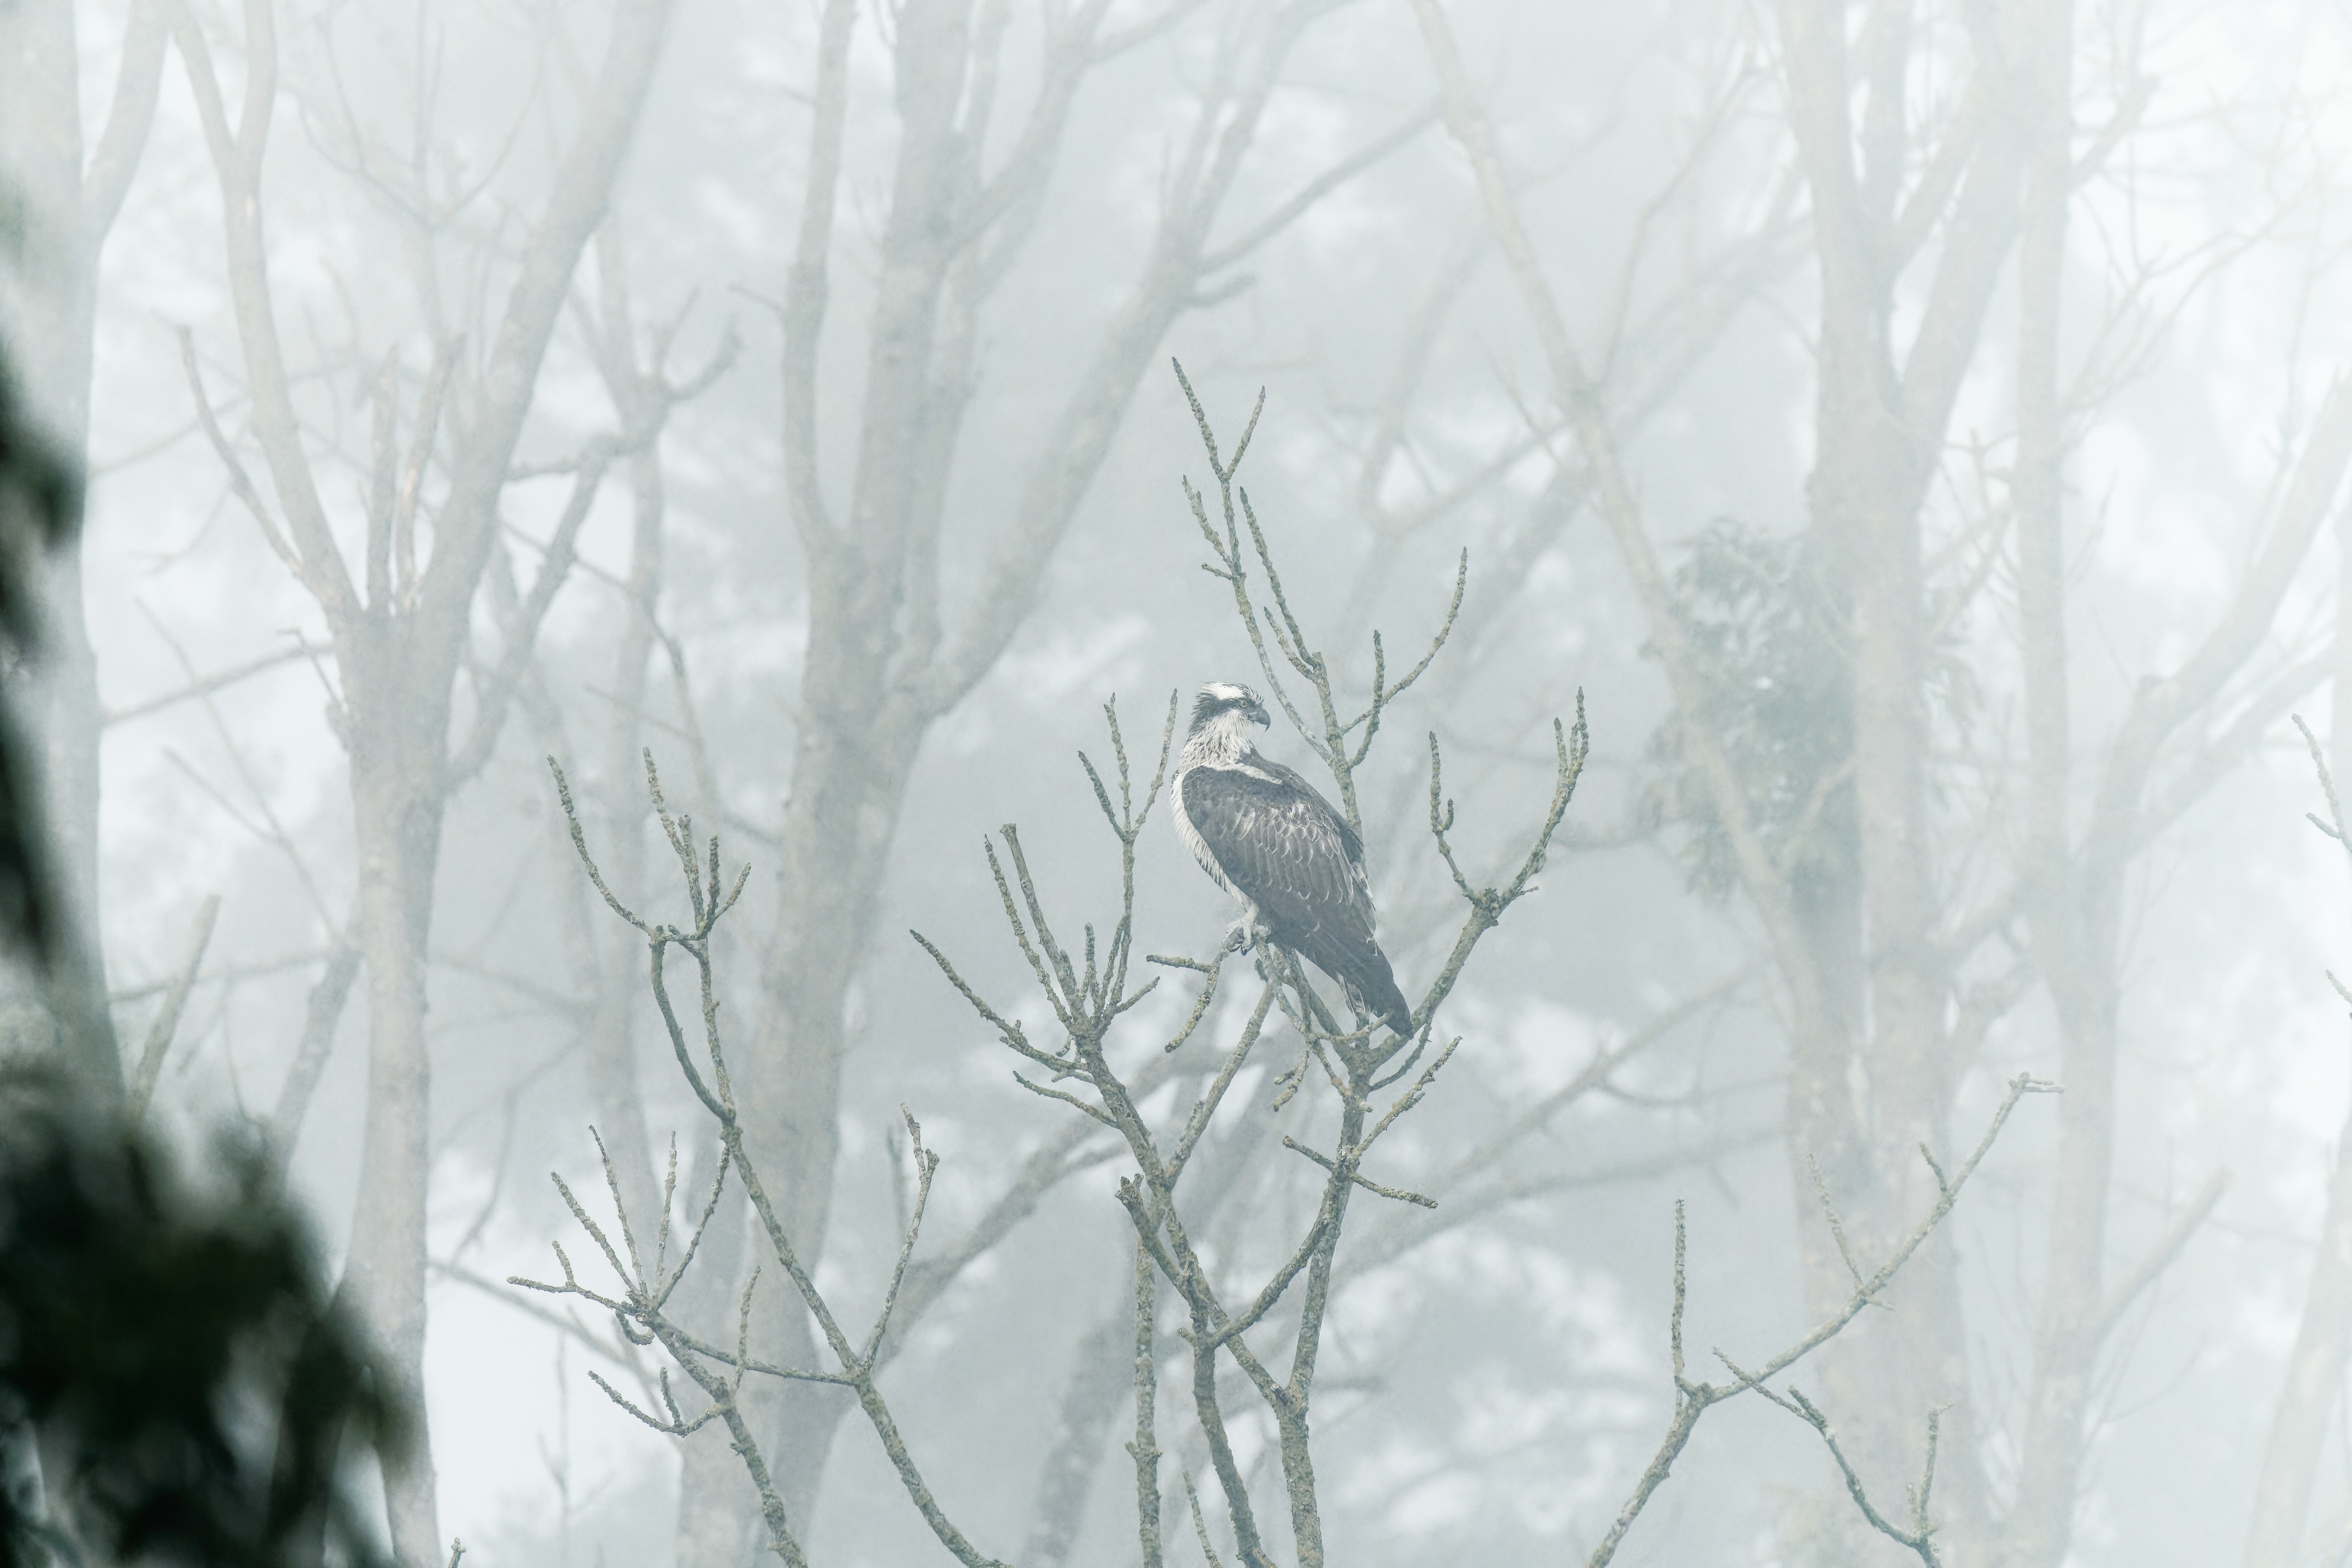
[1181,764,1412,1033]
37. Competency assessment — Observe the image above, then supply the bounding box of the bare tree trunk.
[338,632,449,1560]
[677,3,1392,1553]
[2239,479,2352,1568]
[573,443,667,1225]
[2003,7,2106,1561]
[168,2,677,1557]
[1020,1287,1146,1565]
[0,0,167,1104]
[1771,3,2031,1538]
[1419,0,2034,1534]
[2005,277,2352,1568]
[568,223,674,1235]
[2244,1050,2352,1568]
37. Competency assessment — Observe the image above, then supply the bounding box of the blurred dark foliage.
[1642,518,1981,902]
[0,355,395,1565]
[0,352,78,961]
[1643,518,1858,899]
[0,1081,398,1568]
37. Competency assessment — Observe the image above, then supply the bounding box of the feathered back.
[1178,757,1413,1035]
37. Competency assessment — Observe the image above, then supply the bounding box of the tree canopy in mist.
[11,2,2352,1566]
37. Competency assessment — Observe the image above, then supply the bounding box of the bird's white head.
[1186,682,1270,760]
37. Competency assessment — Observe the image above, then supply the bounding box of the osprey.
[1172,682,1414,1036]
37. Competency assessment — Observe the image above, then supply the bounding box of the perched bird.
[1171,681,1415,1036]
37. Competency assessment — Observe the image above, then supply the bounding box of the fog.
[7,1,2352,1564]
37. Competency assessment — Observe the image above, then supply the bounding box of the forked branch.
[918,378,1588,1564]
[523,753,1010,1568]
[1583,1073,2056,1568]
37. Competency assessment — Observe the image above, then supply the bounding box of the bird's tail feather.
[1358,961,1414,1038]
[1292,933,1413,1037]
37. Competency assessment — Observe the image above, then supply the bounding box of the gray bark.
[675,4,1374,1556]
[2236,414,2352,1568]
[2243,611,2352,1567]
[1020,1293,1142,1566]
[0,0,167,1107]
[167,1,677,1557]
[1769,4,2034,1541]
[2005,5,2097,1560]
